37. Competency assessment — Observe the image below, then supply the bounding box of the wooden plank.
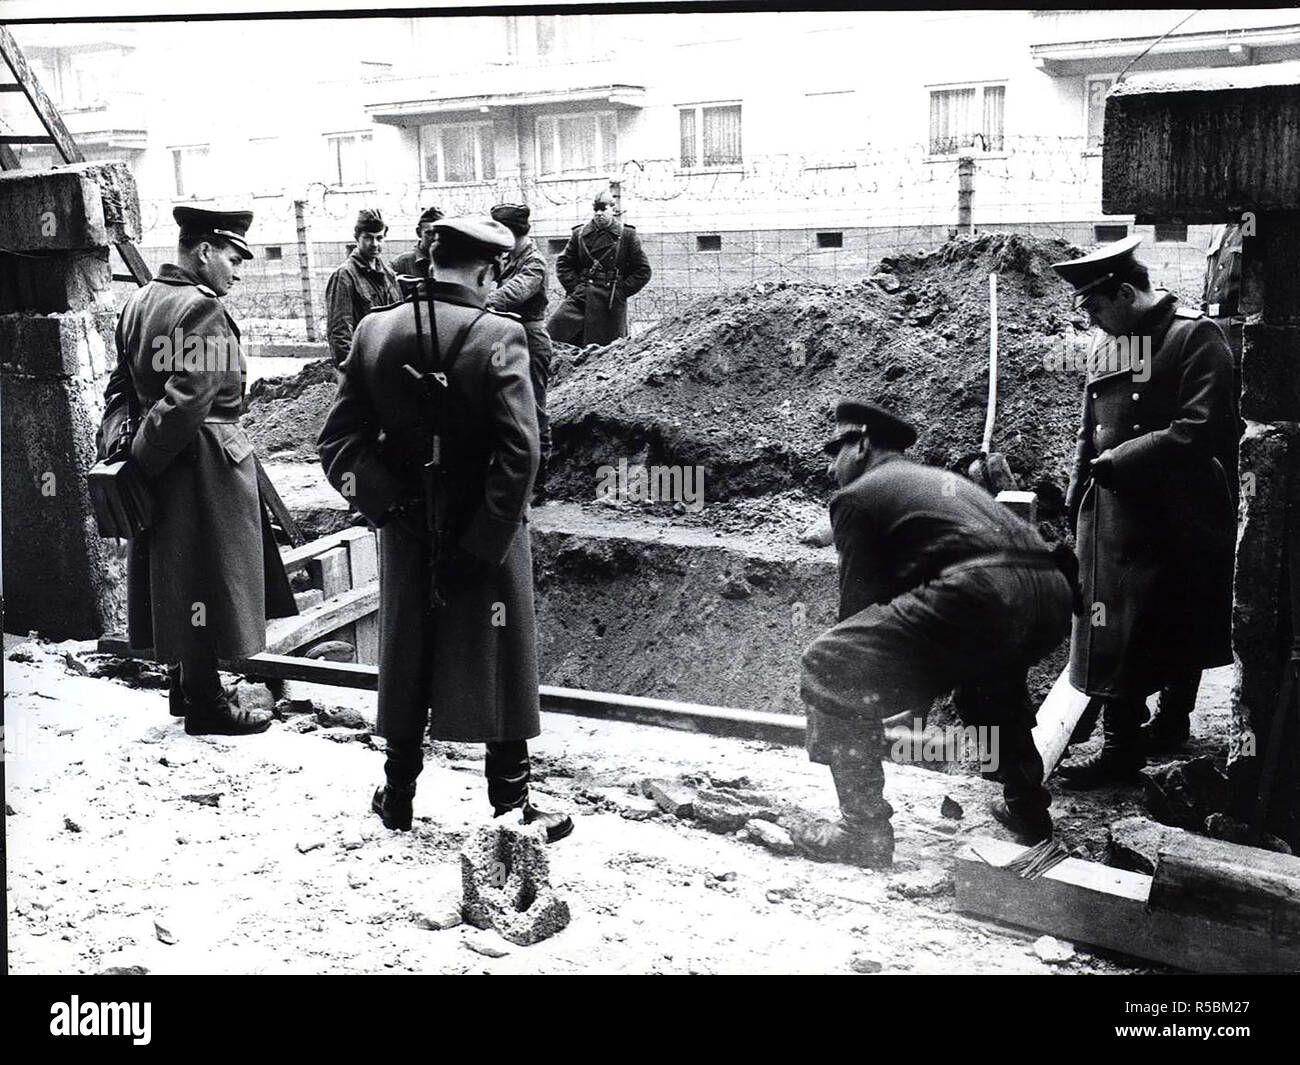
[353,613,380,664]
[114,240,152,286]
[0,26,85,164]
[1150,833,1300,941]
[293,588,324,612]
[225,653,377,690]
[308,545,350,598]
[255,455,305,547]
[280,527,362,576]
[0,141,18,170]
[1031,668,1092,782]
[264,584,379,655]
[341,527,378,585]
[955,835,1300,973]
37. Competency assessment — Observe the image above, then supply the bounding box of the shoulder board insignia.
[486,307,522,321]
[1173,306,1203,319]
[622,223,636,229]
[195,283,218,298]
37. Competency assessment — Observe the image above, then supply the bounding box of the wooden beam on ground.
[263,584,378,655]
[280,527,367,576]
[955,835,1300,973]
[255,455,305,547]
[1031,668,1092,782]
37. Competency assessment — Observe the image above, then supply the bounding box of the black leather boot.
[371,785,415,831]
[1140,673,1198,753]
[988,720,1053,843]
[372,738,423,831]
[792,740,894,868]
[487,740,574,843]
[1057,699,1146,788]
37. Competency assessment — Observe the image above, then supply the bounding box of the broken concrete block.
[0,161,140,252]
[1203,813,1294,856]
[887,867,954,899]
[1107,815,1188,875]
[417,897,464,931]
[746,819,795,854]
[692,788,758,834]
[1242,323,1300,422]
[1141,756,1231,831]
[463,929,512,958]
[316,705,370,730]
[603,791,659,821]
[849,953,883,974]
[1033,935,1075,964]
[460,824,570,946]
[940,795,964,820]
[645,779,695,818]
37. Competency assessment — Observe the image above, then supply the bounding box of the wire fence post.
[294,198,320,342]
[956,154,975,237]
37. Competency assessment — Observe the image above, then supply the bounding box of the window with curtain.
[325,132,373,187]
[170,144,211,199]
[420,123,494,184]
[928,84,1005,155]
[535,111,617,177]
[678,103,742,168]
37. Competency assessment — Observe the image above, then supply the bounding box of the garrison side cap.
[173,206,254,260]
[822,400,918,453]
[1051,234,1143,304]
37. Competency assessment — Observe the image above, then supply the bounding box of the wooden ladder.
[0,23,306,547]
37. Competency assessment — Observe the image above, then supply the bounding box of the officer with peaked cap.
[318,216,572,843]
[391,204,445,279]
[1051,236,1237,784]
[487,203,554,500]
[794,401,1075,864]
[325,207,402,367]
[96,206,297,735]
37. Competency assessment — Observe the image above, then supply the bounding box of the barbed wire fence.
[121,135,1217,344]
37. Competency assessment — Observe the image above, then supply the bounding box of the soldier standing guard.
[546,189,652,347]
[1053,236,1238,785]
[796,402,1076,864]
[487,203,554,501]
[325,208,402,367]
[391,204,443,279]
[96,206,298,735]
[318,216,572,842]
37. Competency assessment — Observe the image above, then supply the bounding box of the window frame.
[169,143,212,201]
[676,100,744,174]
[419,121,496,186]
[1083,73,1117,155]
[924,81,1007,162]
[534,109,619,180]
[324,130,375,190]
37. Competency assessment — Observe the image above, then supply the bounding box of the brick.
[340,526,378,585]
[644,778,696,818]
[0,249,113,315]
[0,310,117,379]
[308,546,350,598]
[0,161,139,252]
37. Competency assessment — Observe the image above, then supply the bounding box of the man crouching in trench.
[794,401,1078,866]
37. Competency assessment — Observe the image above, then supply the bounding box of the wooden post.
[295,198,320,342]
[956,155,974,237]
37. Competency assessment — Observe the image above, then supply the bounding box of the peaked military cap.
[417,205,444,226]
[822,400,918,454]
[1051,234,1143,306]
[490,203,531,234]
[433,216,515,258]
[355,208,388,235]
[173,206,254,260]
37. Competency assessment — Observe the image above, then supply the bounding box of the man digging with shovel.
[794,402,1078,867]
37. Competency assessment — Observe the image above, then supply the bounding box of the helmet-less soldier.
[795,402,1076,864]
[96,206,298,735]
[1053,237,1237,786]
[318,216,572,842]
[325,208,402,368]
[546,190,651,348]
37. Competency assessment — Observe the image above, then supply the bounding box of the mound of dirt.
[243,358,337,461]
[547,232,1090,523]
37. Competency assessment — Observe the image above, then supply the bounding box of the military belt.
[937,549,1061,581]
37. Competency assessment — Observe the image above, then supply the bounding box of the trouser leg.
[486,739,530,813]
[180,642,222,705]
[955,671,1049,820]
[384,737,424,793]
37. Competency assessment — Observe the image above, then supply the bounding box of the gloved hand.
[1090,452,1118,490]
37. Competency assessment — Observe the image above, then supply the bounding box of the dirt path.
[6,638,1175,976]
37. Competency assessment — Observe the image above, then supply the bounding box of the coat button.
[1133,423,1141,430]
[1131,392,1140,401]
[1091,392,1098,399]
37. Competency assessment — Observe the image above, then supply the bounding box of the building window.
[1085,75,1116,152]
[1154,223,1189,243]
[532,14,594,61]
[536,111,617,178]
[170,144,211,199]
[248,136,283,195]
[421,122,495,185]
[1094,223,1129,243]
[928,83,1005,155]
[817,231,844,249]
[697,234,722,252]
[264,246,283,261]
[679,103,742,169]
[325,132,373,187]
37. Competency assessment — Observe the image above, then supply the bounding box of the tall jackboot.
[372,738,422,831]
[987,721,1053,844]
[1140,672,1199,753]
[792,737,895,868]
[1056,698,1146,789]
[487,740,573,844]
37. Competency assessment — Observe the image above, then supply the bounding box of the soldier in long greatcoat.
[97,206,297,735]
[546,190,652,347]
[318,216,572,842]
[1053,237,1237,787]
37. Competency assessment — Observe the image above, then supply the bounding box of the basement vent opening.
[697,234,722,252]
[1154,223,1188,243]
[1093,223,1129,244]
[816,231,843,249]
[264,245,283,261]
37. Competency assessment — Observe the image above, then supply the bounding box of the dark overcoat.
[1065,294,1238,699]
[546,219,651,346]
[97,264,296,662]
[317,280,541,743]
